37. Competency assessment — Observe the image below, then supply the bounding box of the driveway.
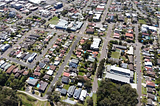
[62,98,76,105]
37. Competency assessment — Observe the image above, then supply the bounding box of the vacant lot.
[17,92,50,106]
[47,16,59,25]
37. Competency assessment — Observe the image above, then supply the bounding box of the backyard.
[138,19,146,24]
[111,51,120,59]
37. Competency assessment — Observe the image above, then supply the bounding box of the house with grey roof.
[61,89,67,96]
[67,85,76,97]
[73,88,82,99]
[38,81,48,92]
[61,76,69,84]
[26,77,39,86]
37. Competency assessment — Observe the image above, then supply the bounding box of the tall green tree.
[97,80,138,106]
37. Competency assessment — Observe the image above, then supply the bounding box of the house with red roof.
[63,72,70,77]
[146,81,155,88]
[125,33,134,39]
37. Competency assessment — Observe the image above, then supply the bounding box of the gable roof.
[125,33,133,38]
[61,76,69,84]
[63,72,70,77]
[146,81,155,88]
[6,65,16,74]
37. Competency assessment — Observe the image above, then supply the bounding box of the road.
[47,36,80,93]
[92,23,114,92]
[18,90,48,101]
[92,0,112,92]
[134,24,142,106]
[130,0,147,18]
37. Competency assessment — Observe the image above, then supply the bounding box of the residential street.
[134,24,142,106]
[92,0,112,92]
[47,36,80,94]
[92,23,114,92]
[0,0,146,103]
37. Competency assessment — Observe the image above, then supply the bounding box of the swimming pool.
[47,66,50,69]
[29,77,34,80]
[37,84,40,88]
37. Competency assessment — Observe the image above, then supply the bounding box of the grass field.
[142,86,147,95]
[93,93,97,106]
[47,16,59,25]
[17,92,50,106]
[63,84,70,90]
[78,72,85,76]
[138,19,146,24]
[121,56,126,61]
[111,51,120,59]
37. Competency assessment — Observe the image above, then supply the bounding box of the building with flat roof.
[90,38,101,50]
[105,65,132,84]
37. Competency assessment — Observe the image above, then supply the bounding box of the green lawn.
[93,93,97,106]
[63,84,69,90]
[47,16,59,25]
[121,56,126,61]
[17,92,49,106]
[78,72,85,76]
[142,86,147,95]
[35,91,39,96]
[98,80,101,87]
[111,51,120,59]
[138,19,146,24]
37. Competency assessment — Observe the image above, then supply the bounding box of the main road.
[134,24,142,106]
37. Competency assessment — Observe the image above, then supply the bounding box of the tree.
[0,87,20,106]
[52,91,60,103]
[97,59,105,78]
[141,97,147,106]
[97,79,138,106]
[87,97,93,106]
[0,72,8,86]
[82,52,90,61]
[84,79,92,90]
[56,80,62,88]
[92,61,97,75]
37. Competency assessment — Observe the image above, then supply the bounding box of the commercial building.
[90,38,101,50]
[105,65,132,84]
[55,19,83,31]
[54,2,63,9]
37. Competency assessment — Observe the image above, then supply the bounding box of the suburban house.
[79,90,87,101]
[38,81,48,92]
[26,77,39,86]
[73,88,82,99]
[67,85,76,97]
[146,81,155,88]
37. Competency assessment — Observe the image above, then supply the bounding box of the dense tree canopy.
[0,86,20,106]
[97,80,138,106]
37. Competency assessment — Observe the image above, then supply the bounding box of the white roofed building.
[105,65,132,84]
[90,38,101,50]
